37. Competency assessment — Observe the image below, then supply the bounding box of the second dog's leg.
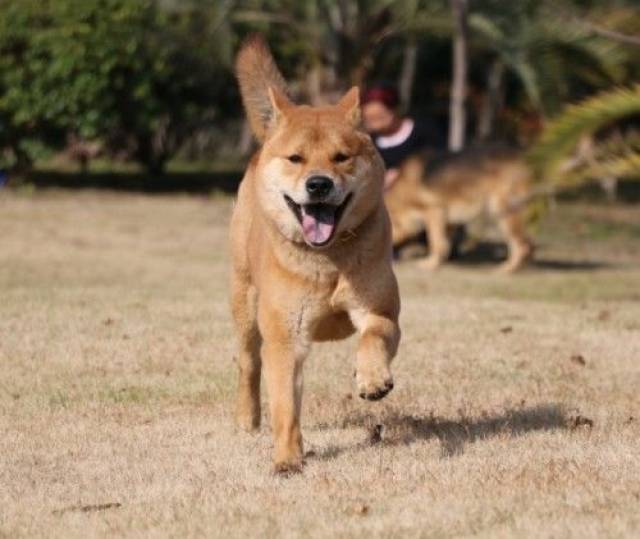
[498,212,532,273]
[421,207,450,270]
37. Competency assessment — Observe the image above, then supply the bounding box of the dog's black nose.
[305,176,334,199]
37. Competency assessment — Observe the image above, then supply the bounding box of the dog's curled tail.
[235,34,289,143]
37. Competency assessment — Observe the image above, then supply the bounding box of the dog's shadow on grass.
[311,403,569,461]
[458,241,611,271]
[395,236,612,272]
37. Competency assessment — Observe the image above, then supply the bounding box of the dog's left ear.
[337,86,361,127]
[268,86,293,126]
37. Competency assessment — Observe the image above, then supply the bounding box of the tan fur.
[386,149,534,272]
[231,36,400,473]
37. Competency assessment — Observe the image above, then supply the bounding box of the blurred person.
[362,85,444,190]
[362,84,468,260]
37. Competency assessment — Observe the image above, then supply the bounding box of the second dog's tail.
[235,34,289,142]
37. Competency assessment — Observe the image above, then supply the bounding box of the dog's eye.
[332,152,350,163]
[287,154,304,164]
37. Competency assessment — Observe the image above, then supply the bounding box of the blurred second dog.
[386,147,534,272]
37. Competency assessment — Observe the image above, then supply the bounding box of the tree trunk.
[398,39,418,112]
[10,141,32,174]
[306,62,324,105]
[136,133,167,176]
[477,59,505,141]
[448,0,468,152]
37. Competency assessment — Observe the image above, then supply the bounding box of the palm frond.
[535,152,639,199]
[529,84,640,188]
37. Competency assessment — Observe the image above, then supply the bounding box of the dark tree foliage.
[0,0,233,172]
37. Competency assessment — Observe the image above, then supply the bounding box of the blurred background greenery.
[0,0,638,194]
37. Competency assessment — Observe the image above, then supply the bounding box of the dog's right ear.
[235,34,290,143]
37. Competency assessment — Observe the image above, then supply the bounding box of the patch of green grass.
[47,390,71,409]
[582,218,640,240]
[100,385,172,405]
[486,272,640,303]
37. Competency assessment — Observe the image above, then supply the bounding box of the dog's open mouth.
[284,193,352,247]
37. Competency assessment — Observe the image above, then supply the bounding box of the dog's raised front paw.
[356,369,394,401]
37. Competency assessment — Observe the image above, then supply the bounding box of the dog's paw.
[496,258,525,274]
[273,459,304,476]
[418,256,443,271]
[356,370,394,401]
[236,415,260,433]
[236,406,261,433]
[495,261,518,274]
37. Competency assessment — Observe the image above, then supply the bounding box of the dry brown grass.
[1,189,639,538]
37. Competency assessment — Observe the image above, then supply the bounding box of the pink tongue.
[302,211,335,245]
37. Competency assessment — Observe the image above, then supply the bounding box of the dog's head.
[256,88,384,248]
[236,37,384,249]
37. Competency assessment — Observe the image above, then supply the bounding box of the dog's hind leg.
[390,214,417,247]
[420,206,450,271]
[496,212,533,273]
[232,278,262,432]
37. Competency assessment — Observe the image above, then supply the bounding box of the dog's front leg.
[259,305,308,473]
[353,311,400,401]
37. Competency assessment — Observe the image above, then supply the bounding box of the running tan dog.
[230,36,400,473]
[386,148,533,272]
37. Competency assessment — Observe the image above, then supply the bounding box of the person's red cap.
[362,86,399,109]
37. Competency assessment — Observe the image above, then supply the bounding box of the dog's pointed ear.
[337,86,361,126]
[268,86,293,125]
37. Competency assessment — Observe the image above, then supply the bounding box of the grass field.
[1,189,639,538]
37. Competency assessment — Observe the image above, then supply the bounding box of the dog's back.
[423,146,530,219]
